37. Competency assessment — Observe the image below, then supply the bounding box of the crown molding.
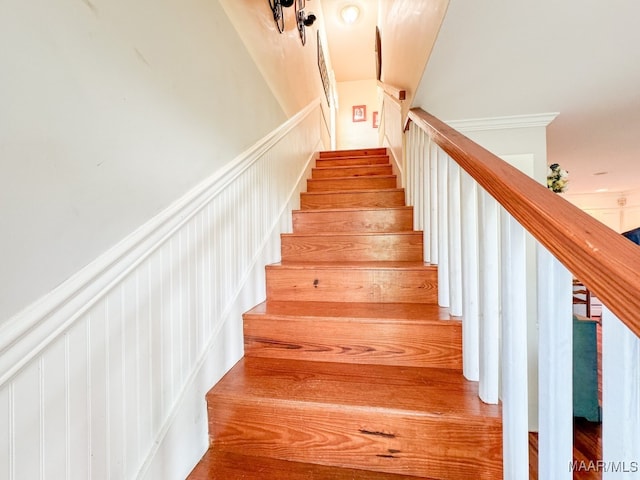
[446,113,559,132]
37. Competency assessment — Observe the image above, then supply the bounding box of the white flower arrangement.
[547,163,569,193]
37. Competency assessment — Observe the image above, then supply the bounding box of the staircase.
[187,148,503,479]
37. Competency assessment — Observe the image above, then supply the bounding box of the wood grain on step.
[208,358,502,479]
[316,155,390,167]
[307,176,397,192]
[319,147,387,158]
[280,232,423,262]
[265,263,438,304]
[292,207,413,233]
[186,449,429,480]
[300,189,406,209]
[243,312,461,369]
[210,358,494,416]
[311,165,393,179]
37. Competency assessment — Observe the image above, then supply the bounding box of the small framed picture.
[352,105,366,122]
[372,111,379,128]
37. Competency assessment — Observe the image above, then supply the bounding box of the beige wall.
[378,0,449,117]
[335,80,380,149]
[219,0,333,119]
[0,0,286,322]
[565,190,640,234]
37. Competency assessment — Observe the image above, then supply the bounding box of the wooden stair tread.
[280,231,423,262]
[292,206,414,233]
[267,261,434,269]
[301,188,405,196]
[282,231,420,238]
[316,156,391,167]
[210,357,501,420]
[245,301,459,323]
[319,148,387,158]
[300,189,406,210]
[187,449,428,480]
[311,165,393,178]
[309,174,397,181]
[293,205,412,214]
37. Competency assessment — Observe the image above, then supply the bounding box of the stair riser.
[280,233,423,262]
[244,316,462,369]
[300,190,406,210]
[316,156,389,167]
[307,176,397,192]
[312,165,393,179]
[292,208,413,233]
[208,402,502,479]
[319,148,387,158]
[265,266,438,303]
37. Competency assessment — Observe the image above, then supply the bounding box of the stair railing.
[392,105,640,479]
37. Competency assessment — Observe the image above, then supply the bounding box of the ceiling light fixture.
[340,5,360,25]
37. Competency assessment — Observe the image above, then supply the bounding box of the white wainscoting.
[0,100,323,480]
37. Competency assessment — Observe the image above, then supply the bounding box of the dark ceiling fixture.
[269,0,316,45]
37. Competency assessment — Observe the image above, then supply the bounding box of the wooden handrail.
[378,81,406,102]
[408,107,640,338]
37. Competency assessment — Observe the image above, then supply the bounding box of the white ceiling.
[415,0,640,195]
[322,0,640,195]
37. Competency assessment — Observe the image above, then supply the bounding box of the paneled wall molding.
[446,112,559,133]
[0,100,323,480]
[0,99,321,388]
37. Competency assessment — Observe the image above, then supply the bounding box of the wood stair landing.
[188,148,502,479]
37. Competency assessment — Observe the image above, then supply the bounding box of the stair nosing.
[266,262,435,270]
[308,175,397,181]
[300,188,404,195]
[281,231,422,238]
[293,205,412,213]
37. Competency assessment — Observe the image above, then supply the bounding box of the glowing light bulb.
[340,5,360,25]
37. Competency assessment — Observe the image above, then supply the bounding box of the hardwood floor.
[529,419,602,479]
[529,321,603,479]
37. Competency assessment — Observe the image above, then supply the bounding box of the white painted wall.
[0,0,286,323]
[335,79,380,149]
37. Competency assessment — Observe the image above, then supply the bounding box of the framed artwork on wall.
[352,105,366,122]
[372,111,379,128]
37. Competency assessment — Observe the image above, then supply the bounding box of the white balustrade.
[400,109,638,480]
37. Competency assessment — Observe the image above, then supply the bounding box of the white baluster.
[417,130,426,232]
[429,144,439,264]
[422,136,432,264]
[406,125,414,206]
[437,150,450,307]
[447,159,463,316]
[603,306,640,479]
[478,189,500,403]
[461,171,479,381]
[537,244,573,480]
[500,211,529,480]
